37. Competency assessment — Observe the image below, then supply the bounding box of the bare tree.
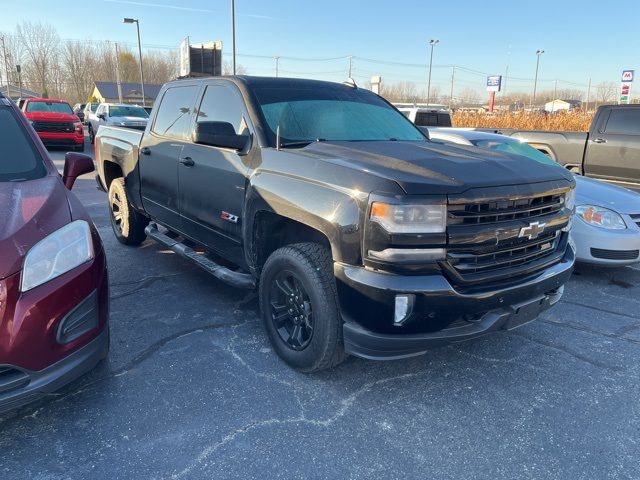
[595,81,617,105]
[223,61,248,75]
[16,21,59,96]
[61,40,96,101]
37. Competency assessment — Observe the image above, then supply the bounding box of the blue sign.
[621,70,634,82]
[486,75,502,92]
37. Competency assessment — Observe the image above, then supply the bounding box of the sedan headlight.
[370,202,446,233]
[21,220,94,292]
[575,205,626,230]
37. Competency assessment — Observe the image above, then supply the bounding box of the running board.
[144,223,256,289]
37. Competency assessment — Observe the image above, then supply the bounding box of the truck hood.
[108,116,148,124]
[302,141,573,195]
[0,176,71,279]
[25,111,80,123]
[575,175,640,214]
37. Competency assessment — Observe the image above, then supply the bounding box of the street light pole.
[274,56,279,77]
[532,49,544,109]
[231,0,236,75]
[123,18,146,107]
[427,39,439,106]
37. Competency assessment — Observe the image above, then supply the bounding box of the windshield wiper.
[279,141,314,149]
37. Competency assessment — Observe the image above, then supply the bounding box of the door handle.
[179,156,195,167]
[140,146,151,155]
[592,138,607,144]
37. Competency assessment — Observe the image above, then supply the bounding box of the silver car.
[89,103,149,144]
[428,128,640,266]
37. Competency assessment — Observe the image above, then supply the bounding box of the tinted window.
[470,139,560,167]
[197,85,249,134]
[26,101,73,114]
[0,107,46,182]
[152,86,199,140]
[254,86,425,145]
[604,109,640,135]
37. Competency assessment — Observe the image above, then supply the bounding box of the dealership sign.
[486,75,502,92]
[620,69,634,104]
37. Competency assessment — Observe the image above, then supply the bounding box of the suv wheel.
[108,177,148,246]
[259,243,346,372]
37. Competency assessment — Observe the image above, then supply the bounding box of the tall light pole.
[231,0,236,75]
[123,18,146,107]
[274,56,279,77]
[427,39,439,106]
[531,49,544,109]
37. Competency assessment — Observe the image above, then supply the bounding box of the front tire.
[259,243,346,372]
[108,177,148,246]
[89,125,95,144]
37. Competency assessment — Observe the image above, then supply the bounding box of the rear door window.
[152,86,200,140]
[0,107,46,182]
[604,109,640,135]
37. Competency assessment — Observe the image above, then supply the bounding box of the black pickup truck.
[96,76,576,371]
[498,105,640,190]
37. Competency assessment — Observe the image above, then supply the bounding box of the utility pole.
[16,64,22,98]
[551,79,557,112]
[0,36,10,99]
[427,39,439,106]
[531,49,544,109]
[503,63,509,102]
[585,77,591,112]
[348,55,353,78]
[449,65,455,107]
[274,56,279,77]
[114,43,124,103]
[231,0,236,75]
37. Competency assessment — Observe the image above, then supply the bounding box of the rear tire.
[89,125,95,144]
[259,243,346,372]
[108,177,148,246]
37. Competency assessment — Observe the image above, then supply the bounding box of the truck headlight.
[370,202,446,233]
[21,220,94,292]
[575,205,626,230]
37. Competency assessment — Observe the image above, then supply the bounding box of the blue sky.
[0,0,636,97]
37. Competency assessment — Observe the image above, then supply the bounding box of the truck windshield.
[26,101,73,114]
[254,86,426,146]
[0,107,47,182]
[108,106,149,118]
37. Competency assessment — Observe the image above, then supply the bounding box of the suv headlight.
[370,202,446,233]
[575,205,626,230]
[21,220,94,292]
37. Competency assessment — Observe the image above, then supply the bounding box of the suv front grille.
[448,193,564,225]
[32,121,75,133]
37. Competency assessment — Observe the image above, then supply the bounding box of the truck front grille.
[32,121,75,133]
[444,189,571,286]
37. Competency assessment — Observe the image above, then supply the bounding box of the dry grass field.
[452,111,594,131]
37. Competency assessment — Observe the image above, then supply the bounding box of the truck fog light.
[394,294,415,325]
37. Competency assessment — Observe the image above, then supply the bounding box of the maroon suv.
[0,92,109,413]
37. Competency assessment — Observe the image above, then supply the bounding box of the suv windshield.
[254,85,425,146]
[108,105,149,118]
[0,107,46,182]
[26,101,73,114]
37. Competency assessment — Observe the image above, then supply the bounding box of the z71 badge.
[220,211,239,224]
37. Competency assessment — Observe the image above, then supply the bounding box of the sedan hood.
[0,176,71,279]
[302,141,573,195]
[575,175,640,214]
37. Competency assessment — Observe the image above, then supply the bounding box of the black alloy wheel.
[268,270,314,350]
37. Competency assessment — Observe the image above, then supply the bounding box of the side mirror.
[62,152,94,190]
[97,113,106,120]
[194,121,249,151]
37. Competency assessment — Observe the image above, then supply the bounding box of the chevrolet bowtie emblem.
[519,221,546,240]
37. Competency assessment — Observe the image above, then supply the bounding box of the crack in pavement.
[511,330,624,373]
[110,272,192,300]
[559,299,640,321]
[540,318,640,346]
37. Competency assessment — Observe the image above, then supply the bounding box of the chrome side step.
[144,223,256,289]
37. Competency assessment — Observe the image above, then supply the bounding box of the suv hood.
[25,111,80,123]
[108,116,148,124]
[303,141,573,195]
[0,176,71,279]
[575,175,640,214]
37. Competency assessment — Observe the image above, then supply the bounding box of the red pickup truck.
[22,98,85,152]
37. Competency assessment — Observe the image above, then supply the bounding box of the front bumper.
[0,327,108,414]
[572,216,640,266]
[335,245,574,360]
[36,131,84,147]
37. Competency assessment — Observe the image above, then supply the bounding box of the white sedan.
[428,128,640,266]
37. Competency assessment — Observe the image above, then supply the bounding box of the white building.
[544,99,581,112]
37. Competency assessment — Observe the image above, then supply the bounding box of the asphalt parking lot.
[1,138,639,480]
